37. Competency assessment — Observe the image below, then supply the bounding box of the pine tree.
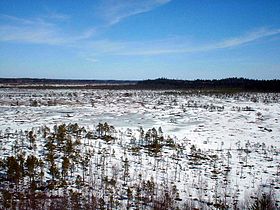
[25,155,39,183]
[28,130,36,149]
[62,156,70,180]
[6,156,21,184]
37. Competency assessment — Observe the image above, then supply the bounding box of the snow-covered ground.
[0,88,279,209]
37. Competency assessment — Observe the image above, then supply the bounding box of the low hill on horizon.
[0,77,279,92]
[138,77,280,92]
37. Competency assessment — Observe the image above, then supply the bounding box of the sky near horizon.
[0,0,280,80]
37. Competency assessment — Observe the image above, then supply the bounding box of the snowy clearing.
[0,88,279,209]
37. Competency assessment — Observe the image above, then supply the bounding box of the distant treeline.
[0,77,280,92]
[0,78,136,85]
[137,78,280,92]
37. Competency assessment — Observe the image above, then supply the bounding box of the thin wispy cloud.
[200,27,280,52]
[1,14,279,59]
[42,9,71,21]
[97,0,171,25]
[0,28,63,46]
[0,0,171,47]
[0,14,66,45]
[74,28,280,62]
[106,28,280,56]
[0,14,95,45]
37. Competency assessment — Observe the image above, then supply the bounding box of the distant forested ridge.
[137,78,280,92]
[0,78,135,85]
[0,77,280,92]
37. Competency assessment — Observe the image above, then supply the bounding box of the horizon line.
[0,77,280,82]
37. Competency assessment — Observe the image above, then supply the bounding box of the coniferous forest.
[1,78,280,92]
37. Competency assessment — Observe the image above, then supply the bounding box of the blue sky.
[0,0,280,80]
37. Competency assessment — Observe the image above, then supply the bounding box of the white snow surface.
[0,88,279,208]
